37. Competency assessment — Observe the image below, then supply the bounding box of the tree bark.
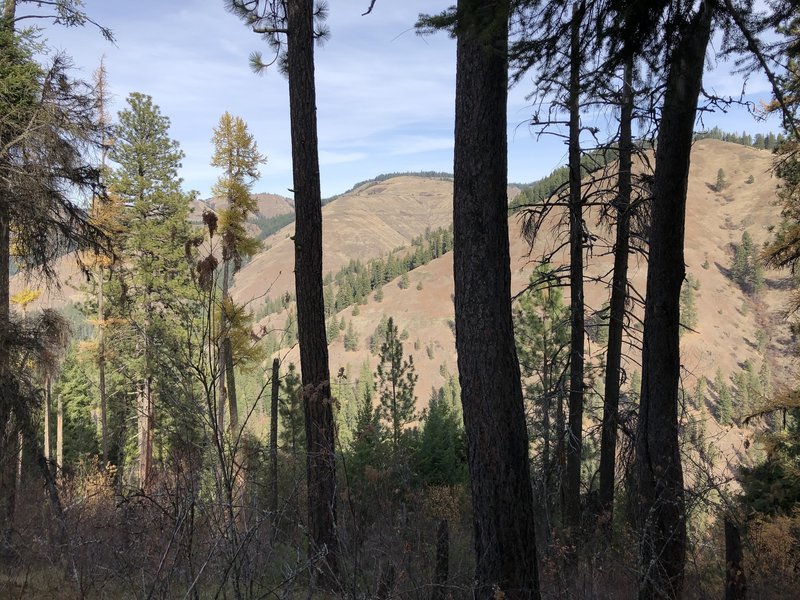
[724,518,746,600]
[286,0,338,582]
[0,0,16,558]
[44,377,52,463]
[431,517,450,600]
[565,1,586,531]
[453,1,540,597]
[98,270,109,466]
[268,358,279,518]
[636,5,712,599]
[57,392,63,470]
[598,56,634,529]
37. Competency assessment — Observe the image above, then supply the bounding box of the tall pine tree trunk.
[636,5,712,598]
[44,377,52,462]
[598,57,634,528]
[269,358,279,519]
[286,0,338,582]
[0,0,17,557]
[453,1,540,597]
[565,0,586,531]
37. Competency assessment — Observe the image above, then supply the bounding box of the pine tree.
[375,317,418,452]
[279,363,305,455]
[715,368,733,425]
[680,279,698,333]
[416,387,467,486]
[715,168,728,191]
[732,231,765,295]
[514,264,570,488]
[344,321,359,351]
[106,92,197,489]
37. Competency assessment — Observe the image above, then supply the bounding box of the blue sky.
[33,0,783,200]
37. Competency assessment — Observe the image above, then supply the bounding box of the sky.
[29,0,784,200]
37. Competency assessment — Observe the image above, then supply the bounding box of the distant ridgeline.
[508,128,783,213]
[693,126,785,149]
[321,171,454,205]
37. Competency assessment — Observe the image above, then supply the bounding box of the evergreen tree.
[106,92,198,489]
[344,320,359,351]
[715,168,728,191]
[416,387,467,486]
[326,314,339,343]
[375,317,418,452]
[279,363,305,454]
[680,279,698,333]
[514,265,570,485]
[715,368,733,425]
[732,231,765,295]
[53,348,99,467]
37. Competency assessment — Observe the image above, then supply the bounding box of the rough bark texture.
[565,1,585,531]
[44,378,52,462]
[636,5,712,599]
[286,0,338,581]
[431,518,450,600]
[453,1,540,597]
[0,1,16,557]
[57,392,63,468]
[598,57,634,527]
[724,518,746,600]
[268,358,279,518]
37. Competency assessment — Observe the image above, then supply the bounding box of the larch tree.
[210,111,264,433]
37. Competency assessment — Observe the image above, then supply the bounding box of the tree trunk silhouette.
[287,0,338,583]
[636,4,712,598]
[453,1,540,597]
[565,1,586,531]
[0,0,17,558]
[598,56,634,530]
[431,517,450,600]
[724,518,746,600]
[268,358,279,519]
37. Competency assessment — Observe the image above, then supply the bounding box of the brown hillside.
[269,140,792,474]
[230,176,456,306]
